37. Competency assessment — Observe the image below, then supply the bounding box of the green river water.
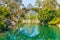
[0,23,60,40]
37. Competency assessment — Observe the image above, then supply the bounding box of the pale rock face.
[5,19,12,26]
[56,24,60,28]
[11,21,17,26]
[58,24,60,28]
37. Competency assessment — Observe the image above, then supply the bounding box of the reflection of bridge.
[22,19,40,23]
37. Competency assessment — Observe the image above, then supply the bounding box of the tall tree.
[43,0,57,9]
[35,0,43,8]
[1,0,22,13]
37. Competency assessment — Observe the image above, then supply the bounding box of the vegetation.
[0,0,59,33]
[38,8,56,24]
[0,0,60,40]
[0,6,10,31]
[0,0,60,30]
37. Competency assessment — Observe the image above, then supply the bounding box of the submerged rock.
[20,24,39,37]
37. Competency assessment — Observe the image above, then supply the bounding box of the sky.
[58,0,60,3]
[22,0,60,7]
[22,0,36,7]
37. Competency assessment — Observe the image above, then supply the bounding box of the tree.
[35,0,42,8]
[38,8,56,24]
[43,0,57,9]
[0,6,10,19]
[0,6,10,31]
[1,0,22,13]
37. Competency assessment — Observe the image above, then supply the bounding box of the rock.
[5,19,12,26]
[56,23,60,28]
[11,21,17,26]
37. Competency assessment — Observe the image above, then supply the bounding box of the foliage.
[0,6,10,19]
[48,8,60,25]
[43,0,57,9]
[0,6,10,31]
[48,17,60,24]
[56,8,60,17]
[0,21,6,30]
[35,0,42,7]
[25,10,38,20]
[38,7,56,24]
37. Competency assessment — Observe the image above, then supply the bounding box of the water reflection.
[0,23,60,40]
[20,24,39,37]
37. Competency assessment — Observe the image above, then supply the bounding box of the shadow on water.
[0,23,60,40]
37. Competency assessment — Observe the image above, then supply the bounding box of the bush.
[0,6,10,31]
[38,8,56,24]
[48,17,60,25]
[48,8,60,25]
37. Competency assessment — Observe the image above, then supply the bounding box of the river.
[0,23,60,40]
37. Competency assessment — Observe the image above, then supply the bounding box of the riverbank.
[21,19,40,24]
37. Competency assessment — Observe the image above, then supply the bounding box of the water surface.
[0,23,60,40]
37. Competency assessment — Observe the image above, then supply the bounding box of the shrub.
[38,8,56,24]
[0,6,10,31]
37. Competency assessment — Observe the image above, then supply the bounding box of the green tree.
[2,0,22,13]
[0,6,10,19]
[0,6,10,31]
[43,0,57,9]
[38,8,56,24]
